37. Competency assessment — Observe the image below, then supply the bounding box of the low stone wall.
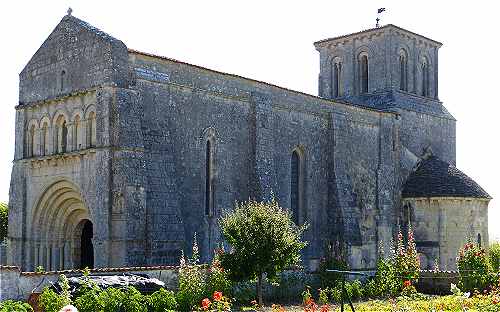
[0,242,7,265]
[415,270,459,295]
[0,265,178,301]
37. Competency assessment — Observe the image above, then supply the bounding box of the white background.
[0,1,498,238]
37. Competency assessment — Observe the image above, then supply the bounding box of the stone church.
[7,13,491,272]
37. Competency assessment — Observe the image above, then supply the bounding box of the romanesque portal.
[30,180,93,270]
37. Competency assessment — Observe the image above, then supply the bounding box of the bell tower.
[314,24,443,112]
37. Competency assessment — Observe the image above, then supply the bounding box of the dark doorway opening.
[80,220,94,269]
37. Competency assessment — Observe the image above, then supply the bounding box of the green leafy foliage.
[318,257,348,288]
[0,202,8,242]
[39,275,72,312]
[148,288,178,312]
[176,237,232,311]
[0,300,33,312]
[219,198,308,304]
[457,241,494,292]
[489,241,500,272]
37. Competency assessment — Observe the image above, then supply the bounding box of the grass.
[238,293,500,311]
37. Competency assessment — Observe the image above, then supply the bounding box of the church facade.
[7,14,491,271]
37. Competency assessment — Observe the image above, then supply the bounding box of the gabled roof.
[402,156,491,199]
[20,14,124,75]
[314,24,442,48]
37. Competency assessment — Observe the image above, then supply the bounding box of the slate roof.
[402,156,491,199]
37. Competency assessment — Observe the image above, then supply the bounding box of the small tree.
[219,198,308,305]
[0,202,8,242]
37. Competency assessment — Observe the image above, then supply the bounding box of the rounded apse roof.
[402,156,491,199]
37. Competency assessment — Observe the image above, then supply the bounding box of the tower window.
[359,54,369,94]
[421,58,430,97]
[290,149,305,224]
[332,60,342,98]
[399,52,408,92]
[205,139,215,217]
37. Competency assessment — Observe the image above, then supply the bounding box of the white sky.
[0,1,498,238]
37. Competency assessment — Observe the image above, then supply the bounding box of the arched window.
[74,115,81,150]
[205,139,215,217]
[55,115,68,154]
[60,70,66,92]
[41,122,48,156]
[477,233,482,248]
[332,60,342,98]
[399,51,408,91]
[28,125,35,157]
[61,121,68,153]
[359,54,369,94]
[290,149,305,224]
[86,111,96,148]
[421,57,430,97]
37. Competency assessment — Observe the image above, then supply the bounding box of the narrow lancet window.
[291,150,304,224]
[332,61,342,98]
[205,140,214,217]
[400,53,408,91]
[28,125,35,157]
[87,112,96,148]
[41,123,48,156]
[421,58,430,97]
[60,70,66,92]
[61,121,68,153]
[360,55,369,94]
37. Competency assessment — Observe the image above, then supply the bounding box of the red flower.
[202,298,211,310]
[213,291,223,301]
[403,280,412,288]
[320,305,329,312]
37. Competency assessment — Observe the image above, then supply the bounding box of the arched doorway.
[80,220,94,269]
[29,180,93,271]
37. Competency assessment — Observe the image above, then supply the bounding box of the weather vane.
[376,8,386,28]
[67,7,73,16]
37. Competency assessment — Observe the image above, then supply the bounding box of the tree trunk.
[257,273,263,306]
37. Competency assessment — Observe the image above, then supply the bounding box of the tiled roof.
[128,49,391,114]
[402,156,491,199]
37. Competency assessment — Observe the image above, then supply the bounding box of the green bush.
[372,257,399,297]
[457,241,494,292]
[0,300,33,312]
[176,236,232,311]
[0,202,8,242]
[489,241,500,272]
[318,257,348,288]
[348,280,363,301]
[148,288,177,312]
[39,275,72,312]
[219,198,308,305]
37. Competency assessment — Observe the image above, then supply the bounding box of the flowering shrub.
[394,228,420,285]
[199,291,231,311]
[457,241,494,292]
